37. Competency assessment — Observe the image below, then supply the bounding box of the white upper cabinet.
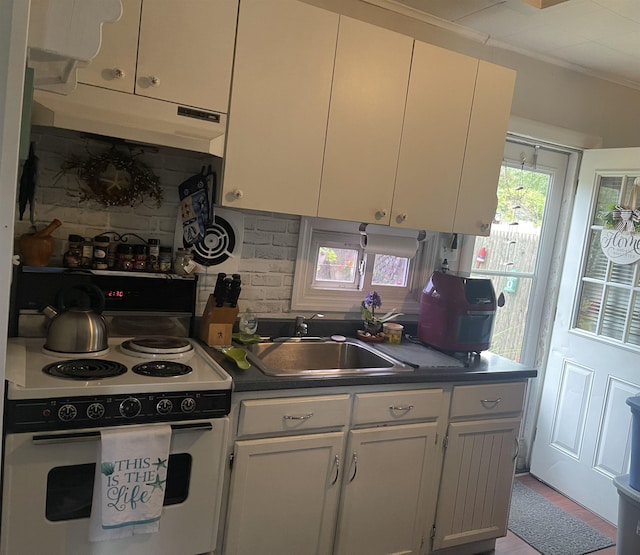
[222,0,338,215]
[454,61,516,236]
[135,0,237,113]
[77,0,140,93]
[317,17,413,225]
[78,0,238,114]
[392,41,477,232]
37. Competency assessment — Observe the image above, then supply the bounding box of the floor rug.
[508,480,615,555]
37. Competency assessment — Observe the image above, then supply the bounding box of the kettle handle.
[57,284,106,314]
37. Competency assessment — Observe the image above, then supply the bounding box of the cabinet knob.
[113,67,125,79]
[376,209,388,219]
[233,189,244,199]
[397,213,408,223]
[148,75,161,87]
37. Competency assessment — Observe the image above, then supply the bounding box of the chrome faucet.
[295,313,324,337]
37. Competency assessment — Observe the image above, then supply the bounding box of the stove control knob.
[58,404,78,422]
[87,402,106,420]
[181,397,196,413]
[156,398,173,415]
[119,397,142,418]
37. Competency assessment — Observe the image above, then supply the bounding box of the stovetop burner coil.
[126,336,193,354]
[43,360,128,380]
[132,361,193,377]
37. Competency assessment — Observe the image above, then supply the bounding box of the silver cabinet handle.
[149,75,160,87]
[389,404,414,412]
[113,67,125,79]
[283,412,313,421]
[348,452,358,483]
[330,454,340,485]
[480,398,502,409]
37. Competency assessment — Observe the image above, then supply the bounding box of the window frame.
[291,217,439,316]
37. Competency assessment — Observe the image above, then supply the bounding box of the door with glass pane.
[530,148,640,524]
[468,141,568,366]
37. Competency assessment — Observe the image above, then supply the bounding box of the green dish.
[231,332,262,345]
[220,347,251,370]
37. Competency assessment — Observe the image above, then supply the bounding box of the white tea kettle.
[42,284,108,353]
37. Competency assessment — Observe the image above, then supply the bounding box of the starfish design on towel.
[146,474,166,492]
[153,457,167,470]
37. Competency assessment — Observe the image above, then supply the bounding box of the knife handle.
[213,273,226,306]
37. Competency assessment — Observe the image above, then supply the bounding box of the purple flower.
[364,291,382,311]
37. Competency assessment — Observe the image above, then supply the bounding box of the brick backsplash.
[14,127,301,319]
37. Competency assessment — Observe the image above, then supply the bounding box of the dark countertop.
[198,337,537,393]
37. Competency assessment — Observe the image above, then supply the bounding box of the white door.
[530,147,640,524]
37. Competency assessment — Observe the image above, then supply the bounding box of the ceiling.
[371,0,640,89]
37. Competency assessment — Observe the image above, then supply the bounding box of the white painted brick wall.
[14,127,301,319]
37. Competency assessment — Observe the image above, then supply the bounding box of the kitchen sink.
[244,338,413,377]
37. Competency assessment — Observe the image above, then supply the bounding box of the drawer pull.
[283,412,314,421]
[480,398,502,409]
[389,404,414,412]
[330,454,340,485]
[348,453,358,483]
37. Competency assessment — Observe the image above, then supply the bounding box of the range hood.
[31,84,227,156]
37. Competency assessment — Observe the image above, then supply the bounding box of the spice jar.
[117,244,134,271]
[92,236,110,270]
[63,234,83,268]
[159,246,173,273]
[173,248,196,275]
[133,244,147,271]
[147,238,160,272]
[81,238,93,268]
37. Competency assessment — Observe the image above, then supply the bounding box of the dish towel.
[89,424,172,542]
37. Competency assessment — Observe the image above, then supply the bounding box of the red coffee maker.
[418,271,496,353]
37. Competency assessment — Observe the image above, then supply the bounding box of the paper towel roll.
[360,233,419,257]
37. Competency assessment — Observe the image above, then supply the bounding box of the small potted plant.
[359,291,403,340]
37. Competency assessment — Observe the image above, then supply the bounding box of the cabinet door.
[76,0,141,93]
[334,423,439,555]
[318,17,413,225]
[454,61,516,236]
[222,0,337,215]
[432,417,520,551]
[392,42,477,232]
[135,0,238,113]
[224,432,344,555]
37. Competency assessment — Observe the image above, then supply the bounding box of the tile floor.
[494,474,617,554]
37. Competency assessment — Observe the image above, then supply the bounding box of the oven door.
[1,418,229,555]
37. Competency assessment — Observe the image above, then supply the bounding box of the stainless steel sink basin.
[244,338,413,377]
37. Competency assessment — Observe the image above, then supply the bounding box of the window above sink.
[291,217,440,315]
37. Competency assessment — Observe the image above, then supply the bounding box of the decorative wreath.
[59,147,163,208]
[601,180,640,234]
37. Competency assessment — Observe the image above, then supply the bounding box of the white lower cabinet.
[431,382,526,552]
[334,423,439,555]
[221,382,526,555]
[431,418,521,551]
[224,432,345,555]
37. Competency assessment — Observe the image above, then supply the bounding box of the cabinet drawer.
[450,382,526,419]
[238,394,351,436]
[352,389,443,425]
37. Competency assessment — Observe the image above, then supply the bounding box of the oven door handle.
[31,422,213,444]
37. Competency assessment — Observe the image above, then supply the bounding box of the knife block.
[199,295,239,346]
